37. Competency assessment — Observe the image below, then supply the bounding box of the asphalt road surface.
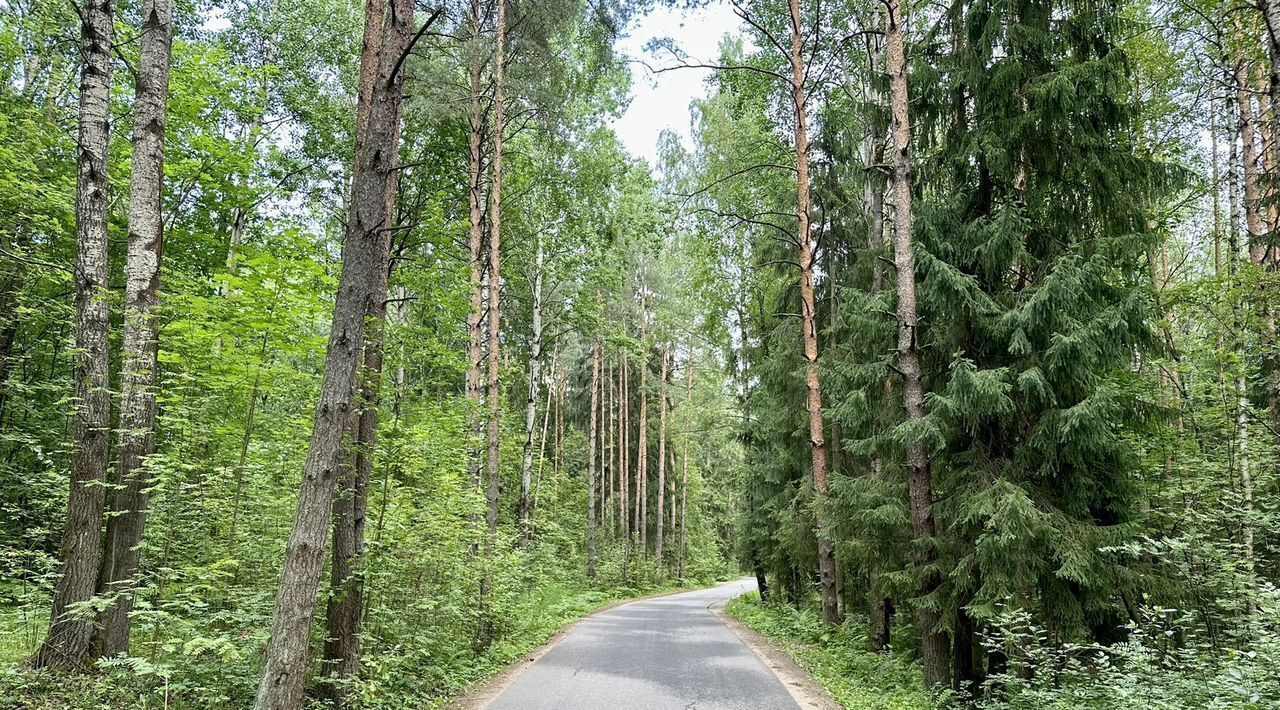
[484,578,801,710]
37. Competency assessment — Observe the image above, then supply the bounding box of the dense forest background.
[1,0,1279,707]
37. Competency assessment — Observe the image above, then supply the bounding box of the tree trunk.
[788,0,838,627]
[603,357,613,534]
[679,358,693,579]
[588,336,600,579]
[655,346,668,569]
[95,0,176,658]
[321,409,360,699]
[484,0,506,540]
[321,0,393,684]
[1260,0,1280,181]
[638,341,648,554]
[886,0,951,689]
[323,236,394,698]
[465,0,486,494]
[33,0,114,670]
[252,0,417,705]
[870,596,894,653]
[519,238,545,545]
[622,355,631,543]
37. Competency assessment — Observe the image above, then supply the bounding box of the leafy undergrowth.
[725,593,931,710]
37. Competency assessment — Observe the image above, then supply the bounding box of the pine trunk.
[33,0,114,670]
[252,0,414,704]
[96,0,176,658]
[886,0,951,689]
[323,253,392,698]
[788,0,838,627]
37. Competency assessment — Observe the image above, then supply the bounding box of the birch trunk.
[33,0,114,670]
[519,238,544,544]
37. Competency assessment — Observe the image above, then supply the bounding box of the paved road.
[484,578,800,710]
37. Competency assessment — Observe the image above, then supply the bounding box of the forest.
[0,0,1277,706]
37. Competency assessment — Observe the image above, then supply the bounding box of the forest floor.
[724,595,930,710]
[452,579,828,710]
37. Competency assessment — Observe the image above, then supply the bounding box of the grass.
[725,592,932,710]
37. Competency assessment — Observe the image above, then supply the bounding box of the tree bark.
[323,220,394,699]
[485,0,506,543]
[588,336,600,578]
[465,0,486,493]
[870,596,894,653]
[655,346,668,568]
[519,238,544,544]
[621,355,631,542]
[886,0,951,689]
[679,358,693,579]
[321,409,360,700]
[604,357,613,534]
[33,0,114,670]
[638,340,648,553]
[96,0,176,658]
[252,0,417,705]
[788,0,838,627]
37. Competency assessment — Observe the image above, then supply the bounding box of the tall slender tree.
[588,335,601,578]
[885,0,949,688]
[33,0,114,671]
[96,0,176,659]
[321,0,403,686]
[465,0,487,494]
[519,236,545,543]
[484,0,506,544]
[787,0,838,627]
[253,0,422,705]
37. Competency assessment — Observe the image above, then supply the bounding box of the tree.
[484,0,506,549]
[253,0,422,705]
[588,334,601,578]
[96,0,176,658]
[32,0,114,670]
[787,0,839,627]
[884,0,949,688]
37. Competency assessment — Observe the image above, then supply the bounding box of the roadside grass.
[725,592,931,710]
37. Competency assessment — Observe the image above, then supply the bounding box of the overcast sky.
[610,1,744,166]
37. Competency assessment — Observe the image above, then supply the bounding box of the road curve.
[483,578,800,710]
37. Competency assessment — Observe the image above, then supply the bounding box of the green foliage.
[726,593,931,710]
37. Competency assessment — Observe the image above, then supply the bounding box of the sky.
[610,2,745,166]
